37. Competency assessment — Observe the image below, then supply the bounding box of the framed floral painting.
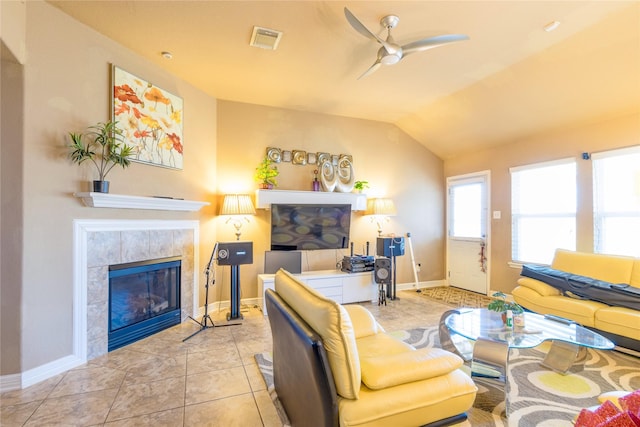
[112,65,184,170]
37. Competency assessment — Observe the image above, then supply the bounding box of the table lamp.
[220,194,256,240]
[365,198,396,236]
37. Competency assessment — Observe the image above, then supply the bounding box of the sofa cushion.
[344,305,383,339]
[513,286,606,327]
[517,277,562,296]
[356,332,414,358]
[338,369,477,427]
[551,249,635,284]
[360,347,463,390]
[274,269,361,399]
[594,307,640,340]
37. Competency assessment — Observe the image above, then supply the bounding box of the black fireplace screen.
[108,256,181,351]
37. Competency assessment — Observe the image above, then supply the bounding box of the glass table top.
[445,308,615,350]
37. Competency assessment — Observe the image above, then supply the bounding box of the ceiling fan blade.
[402,34,469,56]
[358,59,382,80]
[344,7,397,54]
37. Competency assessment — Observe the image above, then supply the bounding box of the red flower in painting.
[132,107,145,119]
[114,84,142,104]
[134,129,151,138]
[114,103,130,115]
[168,133,183,154]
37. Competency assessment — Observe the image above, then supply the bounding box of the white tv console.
[257,269,377,315]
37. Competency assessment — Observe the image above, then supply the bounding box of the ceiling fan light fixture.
[381,54,401,65]
[250,26,283,50]
[544,20,561,32]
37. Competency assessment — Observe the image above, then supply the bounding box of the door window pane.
[451,183,483,238]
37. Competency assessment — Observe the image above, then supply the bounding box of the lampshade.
[220,194,256,216]
[365,198,396,216]
[220,194,255,240]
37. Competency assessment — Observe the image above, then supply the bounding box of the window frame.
[592,145,640,257]
[510,157,577,264]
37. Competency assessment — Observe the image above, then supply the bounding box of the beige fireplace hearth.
[74,220,199,361]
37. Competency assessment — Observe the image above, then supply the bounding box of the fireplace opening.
[108,256,181,351]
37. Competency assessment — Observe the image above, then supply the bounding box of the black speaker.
[217,241,253,265]
[374,257,391,285]
[376,237,405,257]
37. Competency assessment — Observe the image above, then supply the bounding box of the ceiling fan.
[344,7,469,79]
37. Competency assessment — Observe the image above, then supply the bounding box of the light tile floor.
[1,290,452,426]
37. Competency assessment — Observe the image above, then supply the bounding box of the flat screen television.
[270,204,351,251]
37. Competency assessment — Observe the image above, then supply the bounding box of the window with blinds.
[510,158,576,264]
[592,146,640,257]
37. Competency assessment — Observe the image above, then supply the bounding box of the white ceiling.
[48,1,640,159]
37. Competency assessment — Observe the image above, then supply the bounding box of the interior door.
[446,172,490,294]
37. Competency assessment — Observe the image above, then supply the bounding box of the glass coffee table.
[441,308,615,381]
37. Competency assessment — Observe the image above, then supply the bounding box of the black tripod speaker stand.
[183,243,240,342]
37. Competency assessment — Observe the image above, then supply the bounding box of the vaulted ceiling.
[49,1,640,159]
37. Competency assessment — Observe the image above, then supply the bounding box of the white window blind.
[592,145,640,257]
[510,158,576,264]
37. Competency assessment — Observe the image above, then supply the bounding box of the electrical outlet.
[416,263,421,272]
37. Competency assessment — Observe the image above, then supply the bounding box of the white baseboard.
[22,355,85,389]
[1,354,85,392]
[194,297,262,317]
[0,373,21,393]
[396,279,447,292]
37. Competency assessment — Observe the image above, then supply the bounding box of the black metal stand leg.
[378,283,387,306]
[389,255,397,300]
[183,254,240,342]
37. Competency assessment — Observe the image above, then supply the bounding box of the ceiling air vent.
[250,26,283,50]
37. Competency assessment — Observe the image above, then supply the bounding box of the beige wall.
[2,1,217,374]
[1,52,25,376]
[215,100,446,302]
[444,112,640,294]
[0,0,27,64]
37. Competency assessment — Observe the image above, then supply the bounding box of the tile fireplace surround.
[74,219,199,361]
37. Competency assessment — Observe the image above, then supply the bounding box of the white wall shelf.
[74,192,209,211]
[255,189,367,211]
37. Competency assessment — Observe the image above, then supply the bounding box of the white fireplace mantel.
[74,192,209,211]
[255,189,367,210]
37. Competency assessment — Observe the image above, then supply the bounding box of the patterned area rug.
[255,327,639,426]
[421,286,493,309]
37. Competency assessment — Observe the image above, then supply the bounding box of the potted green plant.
[488,291,523,326]
[254,156,279,189]
[69,120,134,193]
[354,180,369,193]
[487,291,510,313]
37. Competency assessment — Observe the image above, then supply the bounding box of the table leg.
[438,310,472,362]
[542,340,587,374]
[440,312,511,413]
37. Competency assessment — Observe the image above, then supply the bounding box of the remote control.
[543,314,574,325]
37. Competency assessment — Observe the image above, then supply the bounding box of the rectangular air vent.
[250,26,283,50]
